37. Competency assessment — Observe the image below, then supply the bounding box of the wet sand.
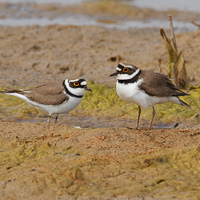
[0,122,200,200]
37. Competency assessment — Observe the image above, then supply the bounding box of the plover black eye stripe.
[117,64,124,71]
[117,66,138,76]
[118,63,134,69]
[117,63,136,73]
[69,79,87,88]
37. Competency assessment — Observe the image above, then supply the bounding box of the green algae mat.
[0,83,199,124]
[0,122,200,199]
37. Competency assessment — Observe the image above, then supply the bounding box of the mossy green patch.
[80,0,139,17]
[69,0,158,21]
[0,83,199,123]
[1,136,200,198]
[77,82,200,123]
[0,86,46,120]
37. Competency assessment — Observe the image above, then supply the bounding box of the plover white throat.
[0,79,91,123]
[110,63,191,130]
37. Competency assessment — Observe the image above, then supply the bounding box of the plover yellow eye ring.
[123,67,129,72]
[74,82,79,86]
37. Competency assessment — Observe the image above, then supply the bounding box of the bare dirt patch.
[0,122,200,199]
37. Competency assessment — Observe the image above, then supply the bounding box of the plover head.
[110,63,141,80]
[63,79,92,97]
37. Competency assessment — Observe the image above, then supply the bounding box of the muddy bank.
[0,122,200,200]
[0,25,200,88]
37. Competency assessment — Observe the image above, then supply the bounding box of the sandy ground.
[0,25,200,88]
[0,17,200,200]
[0,122,200,200]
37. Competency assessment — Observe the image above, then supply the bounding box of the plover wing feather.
[2,81,69,105]
[25,92,69,105]
[139,70,188,97]
[28,81,64,95]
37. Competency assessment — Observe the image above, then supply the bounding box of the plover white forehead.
[110,63,191,130]
[0,78,92,123]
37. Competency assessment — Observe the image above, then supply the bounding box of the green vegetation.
[0,83,199,123]
[0,135,200,198]
[70,0,159,20]
[79,81,200,123]
[0,86,45,120]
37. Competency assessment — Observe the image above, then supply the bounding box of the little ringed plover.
[110,63,191,130]
[0,79,91,123]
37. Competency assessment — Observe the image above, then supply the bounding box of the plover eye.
[123,67,129,72]
[74,82,80,86]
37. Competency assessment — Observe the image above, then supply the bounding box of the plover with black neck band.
[110,63,191,130]
[0,79,91,123]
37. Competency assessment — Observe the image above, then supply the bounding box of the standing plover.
[0,79,91,123]
[110,63,191,129]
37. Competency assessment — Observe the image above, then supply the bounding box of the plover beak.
[109,72,118,77]
[84,86,92,91]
